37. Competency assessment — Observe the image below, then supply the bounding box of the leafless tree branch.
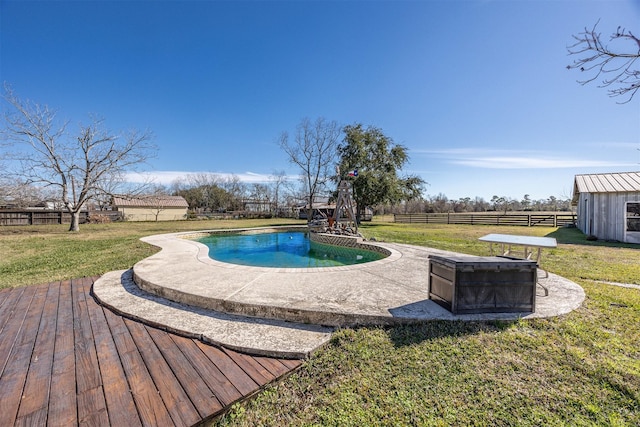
[1,85,157,230]
[278,117,340,221]
[567,21,640,103]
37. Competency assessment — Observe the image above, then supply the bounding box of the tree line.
[138,115,429,221]
[377,193,572,216]
[0,89,573,229]
[0,90,573,228]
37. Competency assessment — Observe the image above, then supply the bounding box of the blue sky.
[2,0,639,201]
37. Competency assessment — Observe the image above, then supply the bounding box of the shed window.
[627,202,640,232]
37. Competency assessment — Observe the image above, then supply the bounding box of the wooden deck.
[0,277,303,426]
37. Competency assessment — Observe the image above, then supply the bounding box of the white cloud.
[414,147,636,169]
[452,156,632,169]
[413,147,532,156]
[586,141,640,150]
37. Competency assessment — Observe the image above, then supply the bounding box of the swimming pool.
[197,230,385,268]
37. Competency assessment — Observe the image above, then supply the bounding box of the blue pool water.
[197,230,384,268]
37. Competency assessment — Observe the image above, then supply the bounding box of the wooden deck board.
[253,355,292,378]
[15,282,60,426]
[126,320,201,427]
[0,287,25,334]
[194,341,260,396]
[0,286,13,310]
[171,335,244,408]
[0,278,304,426]
[103,306,175,426]
[222,348,277,384]
[279,357,304,370]
[145,325,224,419]
[0,285,36,377]
[85,280,141,427]
[72,279,109,426]
[0,283,48,427]
[48,280,78,427]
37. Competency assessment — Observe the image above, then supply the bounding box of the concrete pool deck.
[93,227,585,358]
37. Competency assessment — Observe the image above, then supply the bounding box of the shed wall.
[577,191,640,242]
[119,207,187,221]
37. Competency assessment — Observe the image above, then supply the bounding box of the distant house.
[111,195,189,222]
[572,172,640,243]
[243,198,273,213]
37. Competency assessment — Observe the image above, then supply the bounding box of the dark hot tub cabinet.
[428,255,537,314]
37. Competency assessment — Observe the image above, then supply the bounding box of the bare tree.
[490,195,509,213]
[0,180,47,208]
[220,174,247,211]
[567,21,640,103]
[269,170,289,216]
[186,172,222,212]
[278,117,341,221]
[1,87,156,231]
[145,186,171,221]
[186,172,221,188]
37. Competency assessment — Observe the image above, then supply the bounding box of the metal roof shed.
[572,172,640,243]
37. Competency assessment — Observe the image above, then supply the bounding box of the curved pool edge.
[173,225,402,272]
[126,228,586,327]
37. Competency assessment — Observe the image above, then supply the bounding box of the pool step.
[92,269,333,359]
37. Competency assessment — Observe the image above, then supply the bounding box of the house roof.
[112,195,189,208]
[572,172,640,203]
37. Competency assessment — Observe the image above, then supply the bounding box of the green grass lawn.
[0,218,302,288]
[1,218,638,426]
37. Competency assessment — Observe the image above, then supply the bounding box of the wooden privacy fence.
[0,210,122,226]
[394,212,577,227]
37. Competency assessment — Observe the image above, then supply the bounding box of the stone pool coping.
[126,226,584,324]
[92,226,586,357]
